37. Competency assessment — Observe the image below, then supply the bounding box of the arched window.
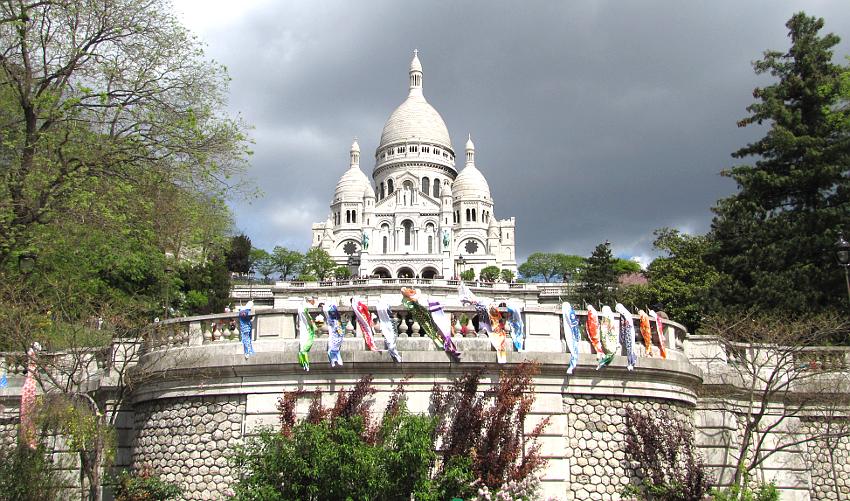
[380,183,385,199]
[472,209,477,222]
[387,179,394,194]
[403,220,413,246]
[346,210,350,223]
[383,236,388,254]
[422,177,430,195]
[433,181,440,198]
[428,235,433,253]
[352,211,356,223]
[466,209,471,221]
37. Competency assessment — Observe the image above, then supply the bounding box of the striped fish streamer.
[238,301,255,358]
[428,300,461,357]
[506,305,525,352]
[324,304,345,367]
[297,298,318,371]
[562,302,581,375]
[585,305,604,357]
[352,296,378,351]
[597,305,620,370]
[616,303,638,371]
[638,310,653,357]
[401,288,460,358]
[0,368,7,388]
[20,345,38,448]
[375,302,402,362]
[649,310,668,359]
[487,304,508,363]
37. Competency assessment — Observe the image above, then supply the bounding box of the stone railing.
[143,305,688,360]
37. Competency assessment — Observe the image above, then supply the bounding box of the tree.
[272,246,303,280]
[303,247,336,280]
[479,265,500,282]
[333,265,352,280]
[613,258,641,275]
[518,252,585,282]
[0,0,250,264]
[700,313,850,497]
[709,12,850,315]
[460,268,476,281]
[576,241,617,305]
[226,234,252,274]
[500,269,515,283]
[621,228,720,332]
[250,248,276,280]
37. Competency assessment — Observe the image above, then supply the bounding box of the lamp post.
[457,254,465,280]
[164,251,174,320]
[835,233,850,305]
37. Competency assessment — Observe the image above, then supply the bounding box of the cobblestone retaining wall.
[0,417,17,451]
[131,396,246,500]
[804,422,850,501]
[563,395,693,500]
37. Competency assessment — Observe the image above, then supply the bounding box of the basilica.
[311,51,517,279]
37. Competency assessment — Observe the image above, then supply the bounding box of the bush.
[460,269,475,281]
[0,445,64,501]
[479,266,500,282]
[622,407,712,500]
[711,480,779,501]
[111,467,182,501]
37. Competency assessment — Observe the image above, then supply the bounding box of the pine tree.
[577,241,618,306]
[709,12,850,313]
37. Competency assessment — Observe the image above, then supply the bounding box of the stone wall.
[562,395,693,500]
[131,396,246,500]
[803,421,850,501]
[0,416,17,451]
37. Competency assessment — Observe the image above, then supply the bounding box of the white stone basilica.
[311,51,517,279]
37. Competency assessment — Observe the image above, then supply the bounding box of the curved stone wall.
[131,395,246,500]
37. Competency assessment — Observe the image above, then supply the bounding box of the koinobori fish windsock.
[585,305,603,357]
[428,299,461,357]
[562,302,581,375]
[20,344,39,448]
[402,288,460,358]
[376,302,402,362]
[597,305,620,370]
[487,304,508,364]
[506,305,525,352]
[297,297,318,371]
[638,309,653,357]
[238,301,255,358]
[616,303,637,371]
[324,304,345,367]
[352,296,378,352]
[649,310,667,359]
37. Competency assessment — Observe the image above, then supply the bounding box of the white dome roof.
[453,164,491,200]
[333,166,371,202]
[378,51,452,151]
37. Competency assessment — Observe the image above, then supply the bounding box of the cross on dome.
[409,49,423,96]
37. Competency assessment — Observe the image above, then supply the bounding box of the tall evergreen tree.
[709,12,850,313]
[577,241,618,306]
[226,234,252,274]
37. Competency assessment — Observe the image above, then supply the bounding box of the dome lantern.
[409,49,423,97]
[465,134,475,166]
[350,137,360,168]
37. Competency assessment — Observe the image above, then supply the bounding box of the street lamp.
[164,251,175,320]
[835,233,850,305]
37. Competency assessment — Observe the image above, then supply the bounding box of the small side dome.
[334,141,371,202]
[454,134,491,200]
[363,184,376,199]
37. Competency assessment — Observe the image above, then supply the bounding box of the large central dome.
[376,50,453,154]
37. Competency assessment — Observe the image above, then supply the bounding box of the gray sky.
[172,0,850,267]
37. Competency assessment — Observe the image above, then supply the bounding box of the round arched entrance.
[420,267,439,279]
[372,267,391,278]
[397,267,415,278]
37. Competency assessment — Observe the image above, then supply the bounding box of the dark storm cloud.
[193,1,850,264]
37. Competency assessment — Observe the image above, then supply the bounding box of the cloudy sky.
[172,0,850,267]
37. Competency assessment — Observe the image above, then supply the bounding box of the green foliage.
[333,265,352,279]
[460,268,476,281]
[226,235,252,274]
[500,268,515,282]
[518,252,585,282]
[709,12,850,316]
[177,252,231,315]
[711,482,779,501]
[302,248,337,280]
[613,258,641,275]
[576,242,617,305]
[111,468,183,501]
[272,246,303,280]
[250,248,276,279]
[621,228,719,332]
[0,445,64,501]
[479,265,500,282]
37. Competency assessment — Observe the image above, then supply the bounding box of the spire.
[350,137,360,168]
[409,49,423,97]
[465,133,475,166]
